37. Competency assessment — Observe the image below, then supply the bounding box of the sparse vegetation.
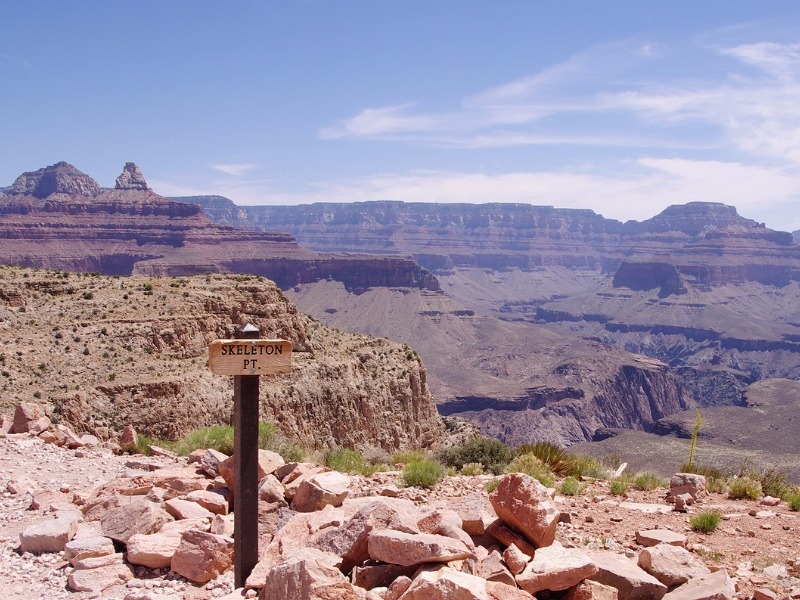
[460,462,484,476]
[559,476,581,496]
[690,510,721,533]
[516,441,572,476]
[436,436,514,475]
[503,453,554,487]
[391,449,426,465]
[609,479,629,496]
[632,472,667,491]
[728,476,762,500]
[402,459,445,489]
[787,493,800,511]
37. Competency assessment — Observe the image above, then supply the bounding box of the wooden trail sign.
[208,339,292,376]
[208,325,292,587]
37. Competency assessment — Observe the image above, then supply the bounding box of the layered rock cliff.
[0,163,439,293]
[0,266,445,451]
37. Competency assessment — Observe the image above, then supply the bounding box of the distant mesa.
[10,161,101,198]
[115,161,149,191]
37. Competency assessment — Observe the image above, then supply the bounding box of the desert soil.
[0,434,798,599]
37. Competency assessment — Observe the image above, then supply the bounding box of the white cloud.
[210,163,258,177]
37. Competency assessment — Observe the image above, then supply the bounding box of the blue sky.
[3,2,800,230]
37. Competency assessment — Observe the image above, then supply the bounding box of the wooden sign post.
[208,324,292,587]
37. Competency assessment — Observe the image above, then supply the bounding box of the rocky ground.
[0,430,798,600]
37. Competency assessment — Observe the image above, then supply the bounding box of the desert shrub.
[632,472,668,491]
[128,433,163,456]
[756,466,793,500]
[485,478,500,493]
[504,453,554,487]
[402,459,446,489]
[728,476,762,500]
[516,441,572,476]
[460,462,484,476]
[560,476,581,496]
[609,479,629,496]
[175,425,235,455]
[690,510,721,533]
[566,454,604,479]
[787,493,800,511]
[391,449,426,465]
[680,462,727,492]
[325,448,365,474]
[436,437,513,475]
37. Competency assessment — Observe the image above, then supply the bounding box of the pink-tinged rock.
[7,477,38,495]
[12,401,44,433]
[127,531,183,569]
[119,425,137,447]
[210,513,235,537]
[353,562,417,590]
[184,489,228,515]
[489,473,559,549]
[479,549,516,586]
[30,488,72,511]
[291,471,350,512]
[638,544,710,587]
[64,535,116,565]
[200,449,229,477]
[311,499,420,572]
[486,581,536,600]
[588,551,667,600]
[259,549,367,600]
[80,434,99,447]
[72,552,125,570]
[165,497,215,520]
[61,426,86,449]
[759,496,781,507]
[28,415,51,435]
[159,516,212,535]
[418,508,474,550]
[452,492,487,536]
[67,563,133,593]
[187,448,205,465]
[100,499,174,543]
[385,575,413,600]
[661,570,734,600]
[485,519,537,557]
[752,588,778,600]
[283,464,328,501]
[517,543,598,594]
[368,530,475,566]
[398,567,489,599]
[171,529,234,584]
[39,429,65,446]
[20,515,79,553]
[635,530,687,548]
[668,474,706,501]
[565,580,620,600]
[219,449,285,490]
[0,414,12,433]
[503,543,530,575]
[258,473,288,506]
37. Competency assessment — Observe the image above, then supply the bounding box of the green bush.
[609,479,629,496]
[391,449,426,465]
[460,462,485,476]
[728,476,762,500]
[756,466,793,500]
[402,459,446,489]
[485,478,500,493]
[559,476,581,496]
[566,454,604,479]
[690,510,721,533]
[787,493,800,511]
[436,437,513,475]
[325,448,366,474]
[632,472,668,491]
[516,441,572,476]
[504,453,554,487]
[175,425,235,455]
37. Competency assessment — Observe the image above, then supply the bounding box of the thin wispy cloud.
[0,52,34,70]
[210,163,258,177]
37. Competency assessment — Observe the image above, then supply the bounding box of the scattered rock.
[489,473,560,549]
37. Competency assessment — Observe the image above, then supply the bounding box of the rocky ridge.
[178,197,800,456]
[0,429,798,600]
[0,163,438,293]
[0,265,444,452]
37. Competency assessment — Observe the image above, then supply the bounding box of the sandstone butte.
[5,423,794,600]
